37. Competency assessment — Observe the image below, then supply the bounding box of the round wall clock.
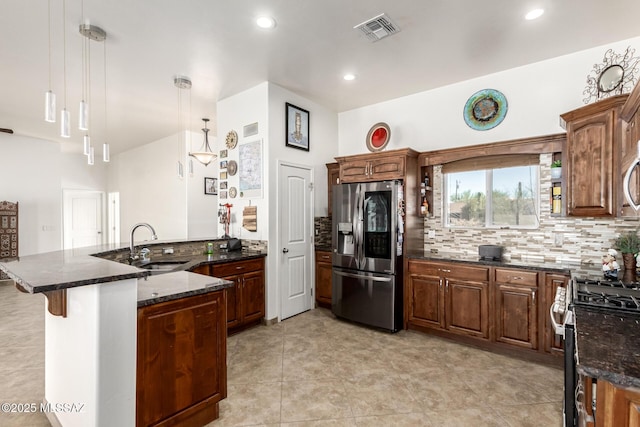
[229,187,237,198]
[366,122,391,152]
[225,130,238,149]
[463,89,508,131]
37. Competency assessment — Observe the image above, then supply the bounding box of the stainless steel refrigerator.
[332,180,404,332]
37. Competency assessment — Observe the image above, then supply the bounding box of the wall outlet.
[427,230,436,239]
[162,247,174,255]
[554,233,563,247]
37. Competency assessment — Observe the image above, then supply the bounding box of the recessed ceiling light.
[256,16,276,29]
[525,8,544,20]
[343,74,356,81]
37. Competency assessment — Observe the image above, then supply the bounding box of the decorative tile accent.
[423,154,637,269]
[314,216,332,249]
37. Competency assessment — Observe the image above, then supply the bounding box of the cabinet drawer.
[316,251,332,262]
[212,258,264,277]
[495,269,538,286]
[446,265,489,282]
[408,260,442,277]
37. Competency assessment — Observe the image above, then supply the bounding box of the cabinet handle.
[532,290,536,304]
[439,278,443,290]
[511,276,523,281]
[321,255,330,260]
[236,266,244,270]
[440,268,451,273]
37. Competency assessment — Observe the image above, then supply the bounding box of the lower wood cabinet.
[407,259,569,360]
[315,250,332,307]
[137,291,227,427]
[596,380,640,427]
[494,268,538,350]
[191,257,266,334]
[407,260,490,339]
[212,257,265,333]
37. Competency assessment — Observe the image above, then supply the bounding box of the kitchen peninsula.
[0,240,267,427]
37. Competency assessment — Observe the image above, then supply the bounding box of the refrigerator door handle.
[353,183,363,270]
[333,270,392,282]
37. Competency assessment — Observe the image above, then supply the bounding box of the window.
[444,157,539,228]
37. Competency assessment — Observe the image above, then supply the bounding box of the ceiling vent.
[354,13,400,42]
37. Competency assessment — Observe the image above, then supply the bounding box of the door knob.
[282,248,289,253]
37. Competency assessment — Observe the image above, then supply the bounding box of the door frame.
[277,160,315,321]
[62,189,107,250]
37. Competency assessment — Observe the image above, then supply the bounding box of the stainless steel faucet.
[129,223,158,262]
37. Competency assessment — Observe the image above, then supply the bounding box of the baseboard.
[262,316,279,326]
[42,399,63,427]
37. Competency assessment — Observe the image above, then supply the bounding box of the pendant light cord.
[62,0,67,109]
[47,0,52,90]
[104,41,107,144]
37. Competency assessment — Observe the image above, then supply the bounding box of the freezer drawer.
[331,267,402,332]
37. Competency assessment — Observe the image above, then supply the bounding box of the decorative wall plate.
[463,89,508,131]
[366,122,391,152]
[225,130,238,149]
[229,187,237,198]
[227,160,238,176]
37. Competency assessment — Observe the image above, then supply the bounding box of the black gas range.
[573,277,640,314]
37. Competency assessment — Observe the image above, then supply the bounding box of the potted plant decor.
[550,159,562,179]
[613,230,640,282]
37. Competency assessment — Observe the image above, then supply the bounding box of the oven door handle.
[549,302,565,338]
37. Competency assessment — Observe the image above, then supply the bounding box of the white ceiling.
[2,0,640,154]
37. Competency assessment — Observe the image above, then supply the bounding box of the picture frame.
[220,171,227,180]
[219,190,228,199]
[204,177,217,195]
[219,149,228,159]
[220,181,228,190]
[285,102,309,151]
[220,160,228,169]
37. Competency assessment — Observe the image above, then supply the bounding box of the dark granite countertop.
[314,245,332,252]
[0,240,267,294]
[406,251,578,275]
[574,305,640,389]
[137,271,234,307]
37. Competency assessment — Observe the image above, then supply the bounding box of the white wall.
[186,130,220,239]
[108,133,188,242]
[0,133,107,255]
[338,36,640,156]
[216,83,270,241]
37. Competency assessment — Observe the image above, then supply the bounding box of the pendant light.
[60,0,70,138]
[102,36,109,162]
[189,118,217,166]
[174,76,191,178]
[44,0,56,123]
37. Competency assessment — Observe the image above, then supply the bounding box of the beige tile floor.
[0,282,563,426]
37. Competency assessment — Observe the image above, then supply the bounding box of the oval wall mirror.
[598,65,624,93]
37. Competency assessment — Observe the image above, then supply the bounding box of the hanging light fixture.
[78,24,106,164]
[102,38,109,162]
[174,76,191,178]
[44,0,56,123]
[189,118,217,166]
[60,0,70,138]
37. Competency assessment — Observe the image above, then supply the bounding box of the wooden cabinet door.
[137,291,226,427]
[495,283,538,349]
[222,275,242,329]
[565,108,616,216]
[340,159,370,183]
[241,270,265,324]
[596,380,640,427]
[315,251,332,306]
[369,154,405,181]
[408,274,445,329]
[445,278,489,339]
[326,163,340,217]
[543,273,569,355]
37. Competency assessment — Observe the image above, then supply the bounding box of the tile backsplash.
[424,153,639,267]
[314,217,332,248]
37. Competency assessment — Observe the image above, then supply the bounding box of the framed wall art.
[204,177,218,195]
[239,139,263,198]
[285,102,309,151]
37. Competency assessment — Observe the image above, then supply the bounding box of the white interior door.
[63,190,105,249]
[279,163,313,320]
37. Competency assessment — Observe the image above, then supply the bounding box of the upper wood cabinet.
[560,95,627,217]
[326,162,340,217]
[335,148,418,183]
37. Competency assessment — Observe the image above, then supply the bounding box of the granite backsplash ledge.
[423,154,640,268]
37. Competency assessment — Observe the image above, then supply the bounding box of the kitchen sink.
[135,260,189,273]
